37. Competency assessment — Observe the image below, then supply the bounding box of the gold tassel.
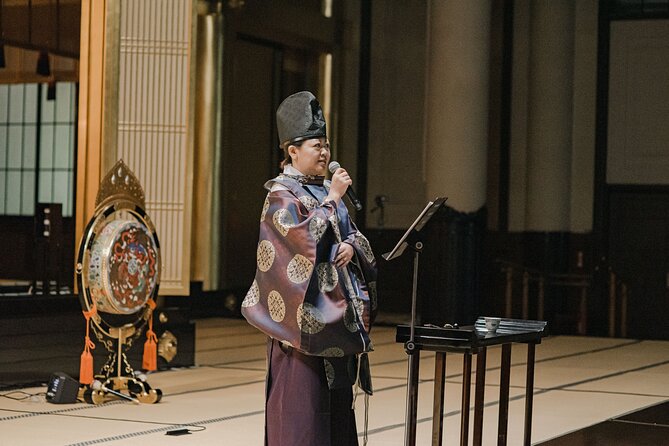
[79,306,97,385]
[142,299,158,371]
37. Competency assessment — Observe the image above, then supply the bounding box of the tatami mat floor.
[2,318,669,445]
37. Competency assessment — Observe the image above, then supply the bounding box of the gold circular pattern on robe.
[324,359,335,388]
[316,262,338,292]
[297,302,326,334]
[299,195,319,211]
[344,301,360,332]
[260,196,270,222]
[273,208,296,236]
[242,280,260,308]
[317,347,345,358]
[257,240,276,272]
[287,254,313,284]
[309,217,327,242]
[268,290,286,322]
[356,233,376,263]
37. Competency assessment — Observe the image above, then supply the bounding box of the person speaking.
[241,91,378,446]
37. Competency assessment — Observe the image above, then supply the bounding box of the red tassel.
[142,299,158,371]
[79,349,94,385]
[79,306,97,385]
[142,331,158,371]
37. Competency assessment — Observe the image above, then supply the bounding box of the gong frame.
[74,161,163,404]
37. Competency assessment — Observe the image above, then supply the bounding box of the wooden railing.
[496,260,629,337]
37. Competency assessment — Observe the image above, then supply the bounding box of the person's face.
[289,137,330,176]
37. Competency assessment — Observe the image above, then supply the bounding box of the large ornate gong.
[87,218,158,315]
[76,160,162,404]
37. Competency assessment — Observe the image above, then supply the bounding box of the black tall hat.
[276,91,327,146]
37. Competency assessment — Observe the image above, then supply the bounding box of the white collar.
[283,164,304,176]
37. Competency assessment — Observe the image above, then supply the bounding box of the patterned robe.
[241,169,378,445]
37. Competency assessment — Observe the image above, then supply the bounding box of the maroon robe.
[265,339,359,446]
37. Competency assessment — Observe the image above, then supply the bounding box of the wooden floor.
[2,317,669,445]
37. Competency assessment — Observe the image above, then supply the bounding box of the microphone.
[328,161,363,211]
[92,380,140,404]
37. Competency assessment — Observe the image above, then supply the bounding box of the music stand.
[383,197,447,446]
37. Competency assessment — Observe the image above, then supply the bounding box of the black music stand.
[383,197,447,446]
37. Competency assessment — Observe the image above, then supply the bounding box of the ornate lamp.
[76,160,162,404]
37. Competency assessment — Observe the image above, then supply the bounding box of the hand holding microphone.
[327,163,351,203]
[328,161,363,211]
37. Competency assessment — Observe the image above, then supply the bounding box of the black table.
[396,318,548,446]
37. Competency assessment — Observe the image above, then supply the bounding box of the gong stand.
[82,323,162,405]
[76,160,163,405]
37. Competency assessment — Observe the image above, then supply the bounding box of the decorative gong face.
[88,219,158,314]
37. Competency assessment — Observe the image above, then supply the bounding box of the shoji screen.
[112,0,196,295]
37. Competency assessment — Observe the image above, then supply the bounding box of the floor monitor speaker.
[46,372,79,404]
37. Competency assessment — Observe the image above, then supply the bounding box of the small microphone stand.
[383,197,447,446]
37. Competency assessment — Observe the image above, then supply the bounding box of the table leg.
[497,344,512,446]
[523,343,536,446]
[473,348,487,446]
[432,352,447,446]
[405,350,421,446]
[460,352,472,446]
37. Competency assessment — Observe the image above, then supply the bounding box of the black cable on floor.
[0,390,46,401]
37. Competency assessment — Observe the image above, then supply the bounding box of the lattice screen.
[115,0,195,295]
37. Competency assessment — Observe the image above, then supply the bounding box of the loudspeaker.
[46,372,80,404]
